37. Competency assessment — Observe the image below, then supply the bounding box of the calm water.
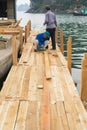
[17,11,87,91]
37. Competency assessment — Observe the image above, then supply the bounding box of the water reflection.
[58,16,87,69]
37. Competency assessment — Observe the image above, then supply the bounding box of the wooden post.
[26,22,29,43]
[25,20,31,43]
[28,20,31,31]
[80,53,87,101]
[55,26,58,44]
[60,30,64,54]
[27,20,31,36]
[25,25,28,43]
[67,36,72,73]
[19,28,23,52]
[12,36,18,65]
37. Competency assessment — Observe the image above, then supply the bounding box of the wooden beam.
[41,78,50,130]
[15,101,28,130]
[67,36,72,73]
[12,36,18,65]
[60,30,64,54]
[80,53,87,101]
[44,51,51,79]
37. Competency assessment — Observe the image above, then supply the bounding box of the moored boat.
[73,9,87,16]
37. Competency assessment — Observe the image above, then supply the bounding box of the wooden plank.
[37,65,44,89]
[36,53,44,129]
[0,101,19,130]
[18,46,31,65]
[23,44,33,63]
[64,101,77,130]
[0,31,20,35]
[56,66,72,101]
[48,51,58,66]
[56,55,63,67]
[15,101,28,130]
[28,66,38,101]
[36,52,44,66]
[27,52,36,66]
[0,66,17,102]
[11,66,27,100]
[0,101,10,128]
[19,66,31,100]
[25,101,38,130]
[71,102,85,130]
[44,51,51,79]
[50,104,60,130]
[37,86,43,130]
[56,51,67,66]
[5,66,26,100]
[51,66,64,101]
[76,101,87,129]
[0,27,23,35]
[4,66,17,86]
[19,46,34,66]
[64,101,87,130]
[19,79,29,100]
[50,103,68,130]
[56,102,69,130]
[48,79,57,104]
[41,78,50,130]
[62,67,80,102]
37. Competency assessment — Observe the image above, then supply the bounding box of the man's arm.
[43,13,49,25]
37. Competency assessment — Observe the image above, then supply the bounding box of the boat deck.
[0,30,87,130]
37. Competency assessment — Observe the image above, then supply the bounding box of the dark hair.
[45,6,50,10]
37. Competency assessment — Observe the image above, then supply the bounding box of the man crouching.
[33,31,50,52]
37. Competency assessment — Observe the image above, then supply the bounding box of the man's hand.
[43,21,48,25]
[43,22,46,25]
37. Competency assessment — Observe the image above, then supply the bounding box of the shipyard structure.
[0,0,16,19]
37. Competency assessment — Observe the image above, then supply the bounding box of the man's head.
[44,31,50,39]
[45,5,50,12]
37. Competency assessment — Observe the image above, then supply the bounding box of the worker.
[33,31,50,52]
[44,6,57,50]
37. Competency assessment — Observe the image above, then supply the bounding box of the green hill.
[27,0,87,13]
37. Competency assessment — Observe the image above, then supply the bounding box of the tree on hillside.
[29,0,87,13]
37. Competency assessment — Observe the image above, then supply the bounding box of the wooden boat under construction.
[0,19,23,85]
[0,35,13,80]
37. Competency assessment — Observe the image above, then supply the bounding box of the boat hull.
[73,12,87,16]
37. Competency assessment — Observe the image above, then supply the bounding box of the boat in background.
[73,8,87,16]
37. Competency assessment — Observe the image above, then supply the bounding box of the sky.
[16,0,30,5]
